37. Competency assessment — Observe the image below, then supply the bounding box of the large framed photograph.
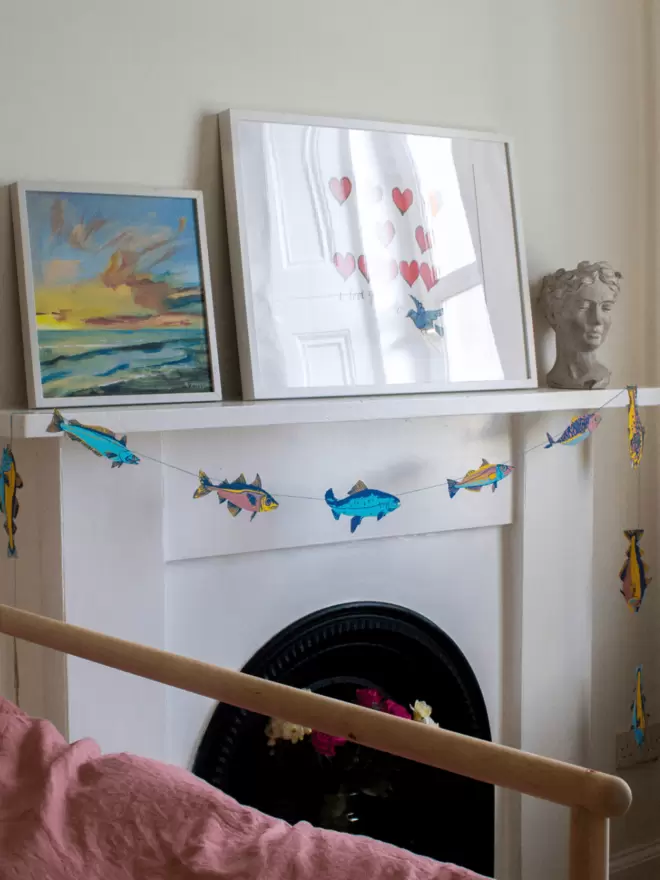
[220,110,537,400]
[12,183,222,408]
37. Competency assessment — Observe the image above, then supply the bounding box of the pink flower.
[311,731,347,757]
[382,699,412,719]
[356,688,383,709]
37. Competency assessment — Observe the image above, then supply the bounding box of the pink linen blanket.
[0,697,487,879]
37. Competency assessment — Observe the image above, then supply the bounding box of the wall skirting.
[611,838,660,876]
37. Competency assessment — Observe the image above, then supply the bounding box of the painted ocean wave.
[38,328,213,397]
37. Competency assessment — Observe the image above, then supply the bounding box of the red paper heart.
[357,255,370,282]
[329,177,352,205]
[415,225,432,254]
[420,262,439,291]
[376,220,395,247]
[333,252,356,280]
[399,260,420,287]
[392,187,413,215]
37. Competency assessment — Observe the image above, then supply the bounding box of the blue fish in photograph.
[325,480,400,534]
[544,412,602,448]
[46,409,140,468]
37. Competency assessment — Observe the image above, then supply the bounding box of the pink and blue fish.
[325,480,400,533]
[632,665,647,748]
[544,412,601,448]
[47,410,140,468]
[194,471,278,521]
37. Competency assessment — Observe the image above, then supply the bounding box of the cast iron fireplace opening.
[193,602,494,875]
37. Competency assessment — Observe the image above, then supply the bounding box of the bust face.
[558,279,615,352]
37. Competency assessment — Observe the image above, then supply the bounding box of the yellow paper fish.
[627,386,645,468]
[0,446,23,558]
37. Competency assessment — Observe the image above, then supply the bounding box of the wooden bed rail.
[0,604,630,880]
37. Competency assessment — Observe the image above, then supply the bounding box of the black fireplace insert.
[193,602,494,875]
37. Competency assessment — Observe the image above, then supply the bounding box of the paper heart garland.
[415,225,432,254]
[399,260,420,287]
[333,252,356,280]
[377,220,396,247]
[329,177,352,205]
[392,187,413,215]
[420,262,439,291]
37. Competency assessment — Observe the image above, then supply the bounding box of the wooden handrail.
[0,604,630,878]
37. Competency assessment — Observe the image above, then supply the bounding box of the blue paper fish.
[0,446,23,558]
[46,410,140,468]
[632,665,647,748]
[544,412,601,448]
[406,295,444,336]
[620,529,650,612]
[627,386,644,468]
[447,459,513,499]
[325,480,400,533]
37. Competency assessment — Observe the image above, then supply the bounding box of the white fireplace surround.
[0,389,642,879]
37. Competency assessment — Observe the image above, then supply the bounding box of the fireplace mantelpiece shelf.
[1,386,658,438]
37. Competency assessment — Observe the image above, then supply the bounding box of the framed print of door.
[220,110,537,400]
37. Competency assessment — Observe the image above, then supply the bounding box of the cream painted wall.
[0,0,654,869]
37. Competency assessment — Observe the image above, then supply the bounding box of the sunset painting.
[18,189,217,402]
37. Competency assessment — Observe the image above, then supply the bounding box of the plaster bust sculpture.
[540,260,621,390]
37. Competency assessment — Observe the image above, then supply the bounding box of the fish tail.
[447,479,460,500]
[544,433,555,449]
[46,409,65,434]
[7,543,16,559]
[625,529,644,541]
[324,488,336,506]
[193,470,213,499]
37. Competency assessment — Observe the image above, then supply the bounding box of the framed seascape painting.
[220,110,538,400]
[12,183,222,408]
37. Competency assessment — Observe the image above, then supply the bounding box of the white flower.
[265,717,312,746]
[411,700,438,726]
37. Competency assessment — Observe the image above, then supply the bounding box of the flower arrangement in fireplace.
[264,688,438,832]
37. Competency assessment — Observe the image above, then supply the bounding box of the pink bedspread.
[0,698,487,879]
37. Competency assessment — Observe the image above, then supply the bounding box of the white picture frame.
[220,110,538,400]
[12,182,222,408]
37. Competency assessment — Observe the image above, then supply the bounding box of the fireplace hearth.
[193,602,494,875]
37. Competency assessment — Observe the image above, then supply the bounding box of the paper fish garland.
[544,412,601,448]
[406,295,443,336]
[0,446,23,558]
[627,386,645,468]
[632,665,647,748]
[47,410,140,468]
[194,471,278,521]
[619,529,650,612]
[324,480,400,533]
[447,459,513,499]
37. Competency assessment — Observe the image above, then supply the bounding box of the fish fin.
[465,486,481,492]
[119,435,127,446]
[481,458,491,466]
[246,493,257,506]
[447,479,460,500]
[68,434,104,457]
[492,482,498,493]
[217,495,226,505]
[350,516,362,533]
[7,544,16,558]
[252,474,262,489]
[625,529,644,540]
[14,472,23,489]
[348,480,367,496]
[250,511,257,522]
[193,470,213,499]
[46,409,65,433]
[377,511,386,521]
[331,509,340,521]
[544,433,555,449]
[464,469,477,478]
[12,496,19,518]
[3,522,8,535]
[237,473,246,484]
[111,460,122,469]
[221,479,229,487]
[227,502,241,517]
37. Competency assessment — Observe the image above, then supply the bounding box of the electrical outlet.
[616,722,660,770]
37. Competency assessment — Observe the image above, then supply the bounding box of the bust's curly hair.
[540,261,621,328]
